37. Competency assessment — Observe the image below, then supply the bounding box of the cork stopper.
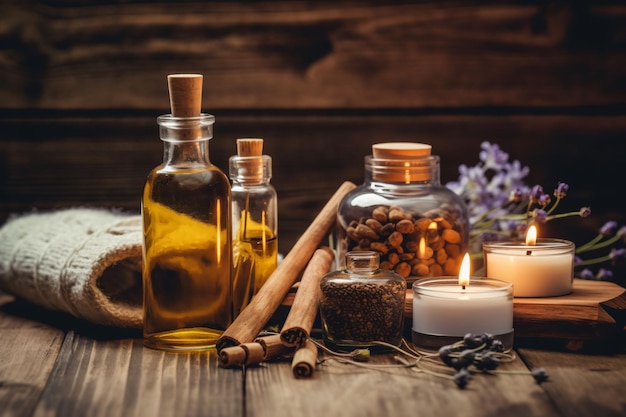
[372,142,432,159]
[167,74,203,117]
[370,142,435,183]
[237,138,264,157]
[230,138,267,183]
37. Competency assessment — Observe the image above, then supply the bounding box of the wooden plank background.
[1,0,625,261]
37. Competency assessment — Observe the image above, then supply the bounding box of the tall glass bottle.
[142,74,232,351]
[229,138,278,317]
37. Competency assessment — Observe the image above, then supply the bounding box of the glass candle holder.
[483,239,574,297]
[412,277,514,350]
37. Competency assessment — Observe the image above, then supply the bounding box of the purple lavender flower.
[503,161,530,186]
[579,207,591,218]
[600,221,618,236]
[574,256,582,266]
[479,141,509,171]
[530,185,544,203]
[538,194,551,206]
[578,268,595,280]
[618,226,626,240]
[554,182,569,198]
[532,209,548,223]
[596,269,613,280]
[509,188,524,203]
[610,248,626,260]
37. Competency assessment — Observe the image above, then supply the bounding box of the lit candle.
[483,225,574,297]
[412,254,514,350]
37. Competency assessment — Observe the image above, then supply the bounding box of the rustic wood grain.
[0,293,65,417]
[519,348,626,417]
[31,333,244,417]
[245,349,557,417]
[0,2,625,110]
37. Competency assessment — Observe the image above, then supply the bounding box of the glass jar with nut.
[337,143,469,286]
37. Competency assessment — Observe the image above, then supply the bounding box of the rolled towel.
[0,208,143,328]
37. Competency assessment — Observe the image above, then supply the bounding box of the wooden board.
[282,279,626,347]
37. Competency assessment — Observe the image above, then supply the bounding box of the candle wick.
[462,285,466,290]
[526,250,532,256]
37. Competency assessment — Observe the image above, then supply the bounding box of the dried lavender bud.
[438,345,457,366]
[475,351,500,371]
[489,339,505,353]
[463,333,484,349]
[454,368,472,389]
[458,349,476,368]
[480,333,494,348]
[531,367,549,384]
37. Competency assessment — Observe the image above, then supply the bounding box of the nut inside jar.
[340,204,466,283]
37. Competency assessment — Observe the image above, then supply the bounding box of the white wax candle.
[484,239,574,297]
[412,278,513,337]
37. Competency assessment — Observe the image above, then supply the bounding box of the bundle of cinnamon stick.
[217,181,356,378]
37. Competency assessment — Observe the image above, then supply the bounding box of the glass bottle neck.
[157,113,215,168]
[229,155,272,186]
[162,139,211,167]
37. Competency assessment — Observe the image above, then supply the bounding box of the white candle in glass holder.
[412,254,514,349]
[483,225,574,297]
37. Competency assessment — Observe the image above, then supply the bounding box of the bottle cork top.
[237,138,264,157]
[369,142,435,183]
[372,142,432,159]
[167,74,203,117]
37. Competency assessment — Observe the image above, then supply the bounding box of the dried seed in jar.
[394,262,411,278]
[387,231,403,248]
[444,258,458,275]
[365,218,384,234]
[415,218,433,232]
[396,219,415,234]
[446,243,461,258]
[372,206,389,223]
[436,248,448,265]
[370,242,389,254]
[388,252,400,265]
[442,228,461,244]
[429,263,443,276]
[389,208,409,222]
[356,224,379,240]
[413,263,429,276]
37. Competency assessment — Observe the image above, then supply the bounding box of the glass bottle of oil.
[229,138,278,317]
[142,74,232,351]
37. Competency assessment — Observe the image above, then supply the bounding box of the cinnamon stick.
[291,339,318,378]
[218,334,294,368]
[216,181,357,351]
[255,334,290,360]
[280,247,333,347]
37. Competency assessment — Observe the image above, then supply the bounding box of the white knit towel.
[0,208,143,328]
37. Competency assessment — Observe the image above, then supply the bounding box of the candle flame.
[418,237,426,259]
[459,253,470,288]
[525,225,538,246]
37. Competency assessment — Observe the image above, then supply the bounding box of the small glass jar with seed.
[319,251,406,351]
[337,142,469,286]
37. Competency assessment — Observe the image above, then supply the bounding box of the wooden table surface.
[1,290,625,417]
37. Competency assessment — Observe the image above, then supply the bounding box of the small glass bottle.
[319,251,406,351]
[229,138,278,317]
[337,143,469,286]
[142,74,232,351]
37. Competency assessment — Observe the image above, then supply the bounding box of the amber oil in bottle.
[142,74,232,350]
[229,138,278,317]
